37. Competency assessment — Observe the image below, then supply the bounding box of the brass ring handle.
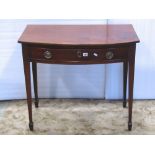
[43,51,52,59]
[77,51,82,58]
[106,51,114,60]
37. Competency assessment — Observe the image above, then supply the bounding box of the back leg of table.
[123,61,128,108]
[32,62,39,108]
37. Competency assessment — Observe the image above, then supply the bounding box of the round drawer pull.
[43,51,52,59]
[77,51,82,58]
[106,51,114,60]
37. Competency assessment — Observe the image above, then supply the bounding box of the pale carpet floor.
[0,99,155,135]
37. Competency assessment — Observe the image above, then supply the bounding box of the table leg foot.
[123,101,127,108]
[29,122,34,131]
[128,122,132,131]
[35,101,39,108]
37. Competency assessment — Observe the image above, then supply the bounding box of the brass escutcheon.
[106,51,114,60]
[43,51,52,59]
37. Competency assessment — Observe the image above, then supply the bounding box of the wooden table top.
[18,25,140,46]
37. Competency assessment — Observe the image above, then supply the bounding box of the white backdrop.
[105,19,155,99]
[0,19,155,100]
[0,19,107,100]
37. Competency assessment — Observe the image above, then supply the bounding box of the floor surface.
[0,99,155,135]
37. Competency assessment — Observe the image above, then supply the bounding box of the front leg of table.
[128,45,136,131]
[23,60,33,131]
[32,62,39,108]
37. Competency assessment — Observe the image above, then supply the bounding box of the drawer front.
[29,47,128,64]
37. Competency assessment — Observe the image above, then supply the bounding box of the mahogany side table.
[18,25,140,131]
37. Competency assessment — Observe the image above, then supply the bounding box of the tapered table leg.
[123,60,128,108]
[128,45,136,131]
[32,62,39,108]
[23,61,33,131]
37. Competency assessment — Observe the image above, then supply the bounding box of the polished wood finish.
[27,46,129,64]
[19,25,139,131]
[18,25,139,45]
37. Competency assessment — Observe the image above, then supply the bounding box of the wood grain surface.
[18,25,140,45]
